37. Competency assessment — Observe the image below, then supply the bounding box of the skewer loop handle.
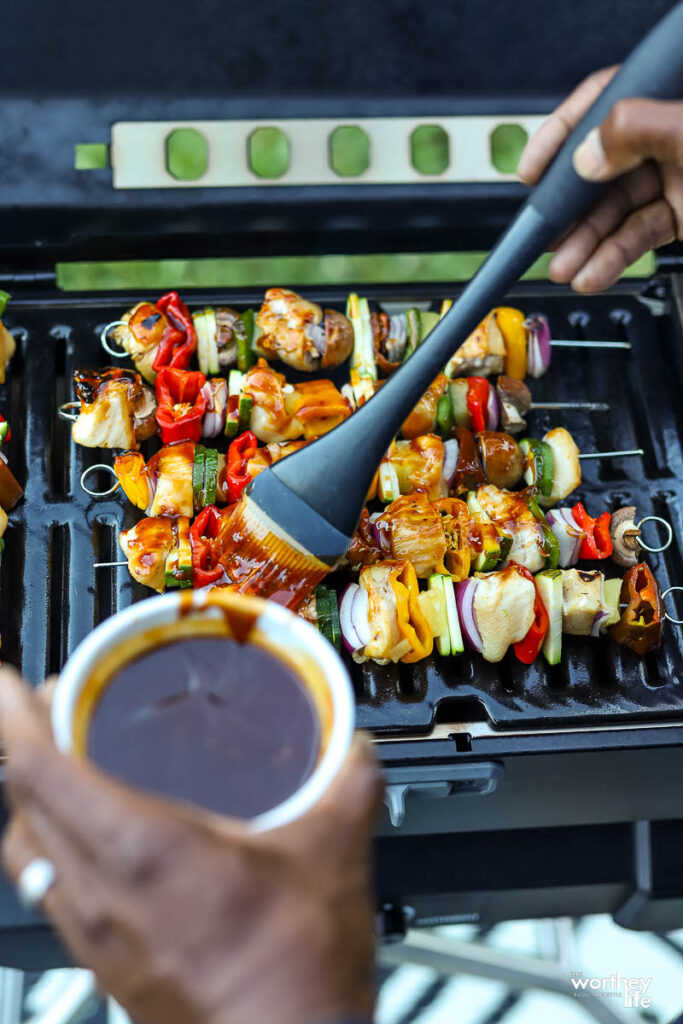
[81,464,120,498]
[636,516,673,554]
[100,321,129,359]
[58,402,80,423]
[661,586,683,625]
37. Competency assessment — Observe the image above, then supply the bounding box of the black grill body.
[3,0,683,965]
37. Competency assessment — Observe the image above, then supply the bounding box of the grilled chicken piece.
[387,435,448,501]
[244,361,299,443]
[561,568,604,635]
[374,493,450,578]
[111,302,172,384]
[149,444,196,518]
[246,440,309,482]
[243,360,352,444]
[473,566,536,662]
[115,442,228,518]
[0,322,16,385]
[255,288,353,371]
[360,563,406,663]
[401,374,449,438]
[370,493,472,580]
[445,310,506,378]
[541,427,582,507]
[496,375,532,434]
[71,368,157,450]
[119,516,176,593]
[359,561,433,664]
[477,484,547,573]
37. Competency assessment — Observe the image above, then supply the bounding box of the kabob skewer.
[82,285,681,675]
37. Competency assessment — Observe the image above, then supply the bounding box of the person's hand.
[518,66,683,292]
[0,667,383,1024]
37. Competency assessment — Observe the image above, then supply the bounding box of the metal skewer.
[531,401,609,412]
[579,448,644,460]
[551,340,631,349]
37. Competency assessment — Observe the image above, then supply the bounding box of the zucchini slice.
[535,569,563,665]
[378,462,402,502]
[192,446,206,511]
[315,585,341,650]
[193,308,219,376]
[202,448,218,507]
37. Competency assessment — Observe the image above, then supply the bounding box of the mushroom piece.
[496,375,532,435]
[321,309,354,368]
[610,506,641,567]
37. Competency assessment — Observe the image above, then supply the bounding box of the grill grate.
[3,280,683,736]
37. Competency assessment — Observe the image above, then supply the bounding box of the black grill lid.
[0,0,679,264]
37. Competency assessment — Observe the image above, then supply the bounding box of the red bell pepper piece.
[190,505,225,588]
[155,367,207,445]
[0,415,11,443]
[512,563,549,664]
[152,292,198,372]
[226,430,258,503]
[571,503,613,560]
[466,377,489,433]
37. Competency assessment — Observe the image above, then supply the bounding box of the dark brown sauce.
[87,637,320,820]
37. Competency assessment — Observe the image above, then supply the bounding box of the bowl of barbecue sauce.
[52,590,354,831]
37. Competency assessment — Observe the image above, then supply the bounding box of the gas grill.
[1,0,683,967]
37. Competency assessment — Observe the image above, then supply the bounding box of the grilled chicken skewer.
[334,560,663,665]
[401,373,608,438]
[65,359,352,450]
[59,368,157,450]
[350,295,630,390]
[101,287,354,379]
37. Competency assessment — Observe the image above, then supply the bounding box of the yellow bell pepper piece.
[389,561,434,663]
[114,452,152,511]
[495,306,527,380]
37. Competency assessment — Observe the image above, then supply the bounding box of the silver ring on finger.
[17,857,56,910]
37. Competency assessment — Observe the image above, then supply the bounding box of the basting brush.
[236,2,683,585]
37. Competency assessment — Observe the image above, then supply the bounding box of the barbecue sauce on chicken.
[87,637,320,820]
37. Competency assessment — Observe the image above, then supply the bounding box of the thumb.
[573,98,683,181]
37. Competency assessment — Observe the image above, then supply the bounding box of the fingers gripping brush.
[238,2,683,597]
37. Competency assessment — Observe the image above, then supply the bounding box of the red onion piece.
[351,585,371,647]
[368,512,391,553]
[591,610,608,637]
[202,380,228,437]
[559,507,586,564]
[524,314,552,378]
[442,438,460,487]
[339,583,364,654]
[526,331,544,378]
[546,509,581,568]
[486,385,500,430]
[455,578,483,652]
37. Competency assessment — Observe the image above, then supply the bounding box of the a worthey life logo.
[570,970,652,1008]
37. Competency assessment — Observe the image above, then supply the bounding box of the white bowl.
[52,589,355,833]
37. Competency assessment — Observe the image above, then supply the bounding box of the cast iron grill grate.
[3,279,683,736]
